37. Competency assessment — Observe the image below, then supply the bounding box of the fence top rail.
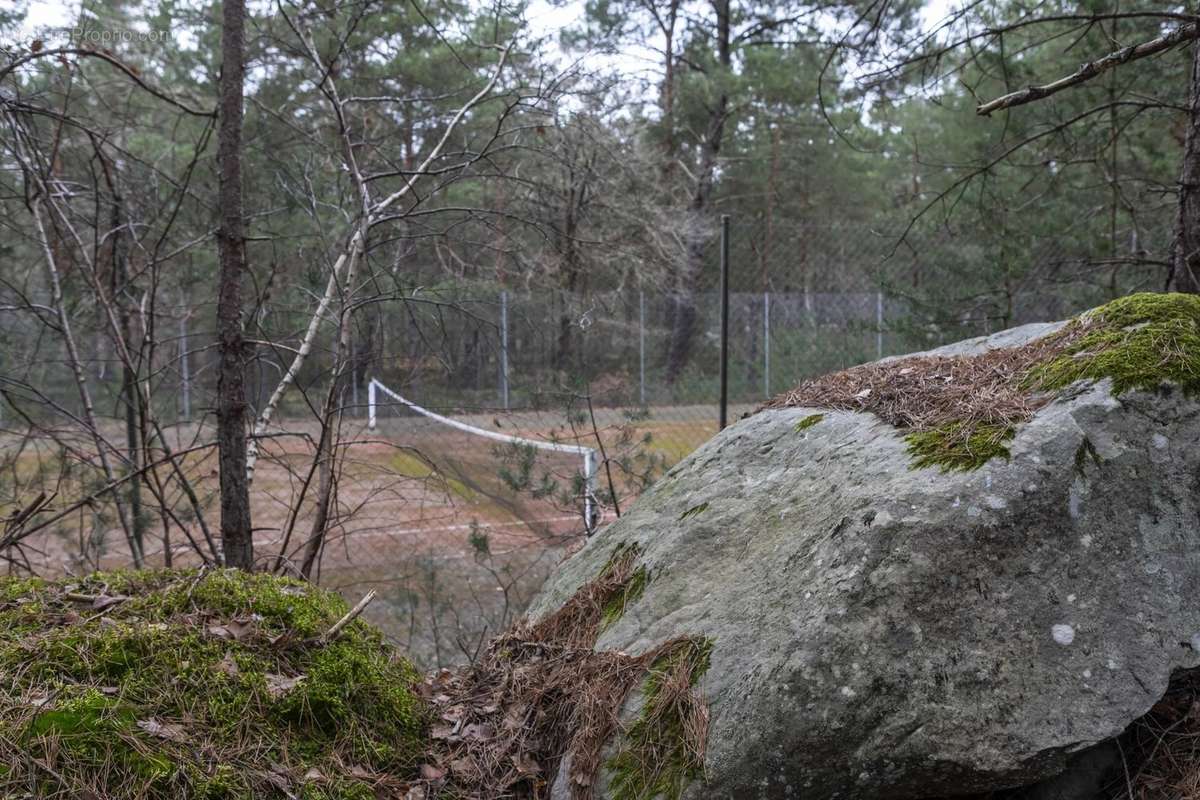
[367,378,595,457]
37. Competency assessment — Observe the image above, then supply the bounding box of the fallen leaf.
[207,619,252,640]
[462,722,494,741]
[440,704,466,722]
[265,673,303,699]
[502,703,528,730]
[24,693,51,709]
[303,767,324,782]
[419,763,446,780]
[137,718,187,742]
[514,753,540,775]
[92,594,128,610]
[215,654,240,677]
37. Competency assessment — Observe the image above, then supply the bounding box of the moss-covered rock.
[529,312,1200,796]
[0,569,425,799]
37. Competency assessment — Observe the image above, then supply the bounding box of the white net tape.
[367,378,600,533]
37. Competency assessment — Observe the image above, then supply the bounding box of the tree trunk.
[1173,38,1200,294]
[216,0,254,569]
[300,232,362,578]
[554,185,582,372]
[664,0,730,384]
[112,193,147,566]
[660,0,680,167]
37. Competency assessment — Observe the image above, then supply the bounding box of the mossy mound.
[766,292,1200,472]
[0,569,425,799]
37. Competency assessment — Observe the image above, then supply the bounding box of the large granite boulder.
[529,294,1200,799]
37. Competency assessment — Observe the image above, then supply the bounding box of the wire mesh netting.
[0,217,1147,666]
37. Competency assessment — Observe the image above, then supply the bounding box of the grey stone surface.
[530,322,1200,799]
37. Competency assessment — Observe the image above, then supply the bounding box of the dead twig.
[318,589,376,644]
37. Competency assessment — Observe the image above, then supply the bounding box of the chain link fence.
[0,215,1144,665]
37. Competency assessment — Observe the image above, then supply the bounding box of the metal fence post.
[719,215,730,430]
[763,291,770,398]
[876,289,884,361]
[639,289,646,406]
[350,339,359,417]
[179,308,191,422]
[500,289,510,410]
[367,378,377,430]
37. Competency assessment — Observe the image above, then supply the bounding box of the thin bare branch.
[977,22,1199,116]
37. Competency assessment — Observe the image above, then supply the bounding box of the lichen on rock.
[794,413,824,432]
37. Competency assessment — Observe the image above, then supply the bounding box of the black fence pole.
[719,214,730,430]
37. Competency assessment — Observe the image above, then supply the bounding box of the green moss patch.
[906,423,1016,473]
[601,564,649,630]
[0,558,714,799]
[608,637,714,800]
[765,293,1200,473]
[1023,293,1200,395]
[0,569,425,799]
[594,543,650,631]
[794,413,824,432]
